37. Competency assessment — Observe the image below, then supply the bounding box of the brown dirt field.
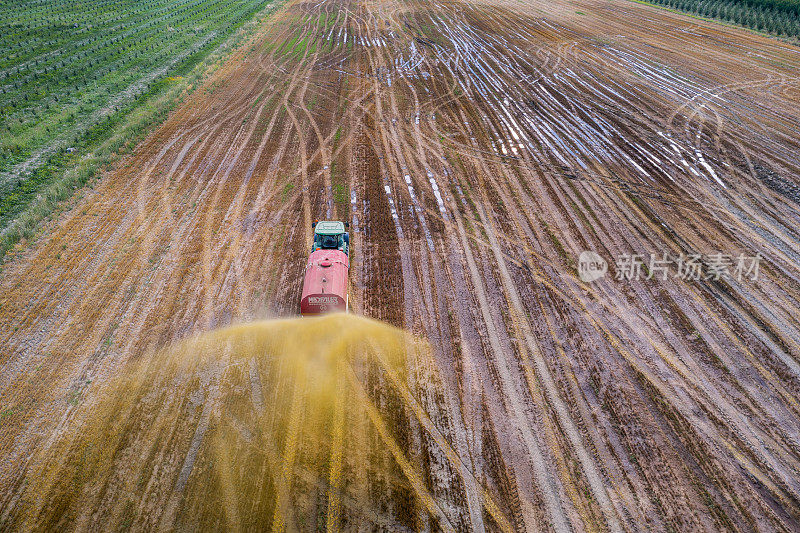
[2,0,800,530]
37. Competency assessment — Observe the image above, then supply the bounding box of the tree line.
[649,0,800,37]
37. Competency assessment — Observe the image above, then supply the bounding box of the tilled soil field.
[2,0,800,530]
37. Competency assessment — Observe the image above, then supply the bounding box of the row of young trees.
[1,0,273,249]
[1,0,267,125]
[650,0,800,37]
[1,0,223,67]
[0,0,271,181]
[2,0,229,90]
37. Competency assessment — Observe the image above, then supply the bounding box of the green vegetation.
[0,0,275,256]
[281,181,294,201]
[333,183,348,204]
[277,18,327,59]
[643,0,800,38]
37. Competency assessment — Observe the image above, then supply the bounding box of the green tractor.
[301,221,351,315]
[312,220,350,256]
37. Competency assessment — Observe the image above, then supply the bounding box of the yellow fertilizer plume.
[17,314,458,532]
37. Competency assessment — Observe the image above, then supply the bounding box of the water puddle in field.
[19,314,448,531]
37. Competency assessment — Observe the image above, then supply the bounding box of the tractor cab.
[312,220,349,256]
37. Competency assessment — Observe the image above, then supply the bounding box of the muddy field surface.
[2,0,800,530]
